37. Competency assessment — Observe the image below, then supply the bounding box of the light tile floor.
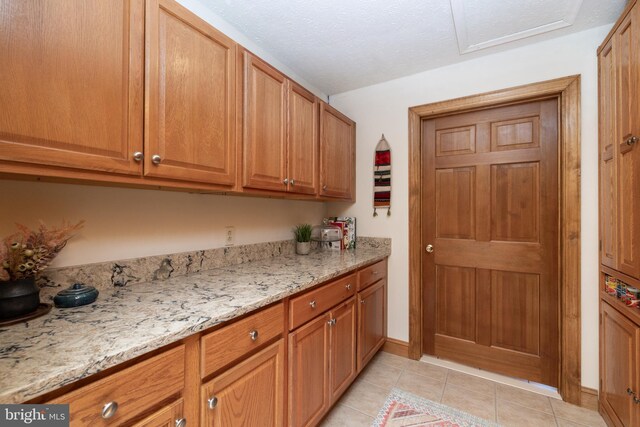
[320,352,607,427]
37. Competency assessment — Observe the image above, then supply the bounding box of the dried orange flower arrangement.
[0,221,84,282]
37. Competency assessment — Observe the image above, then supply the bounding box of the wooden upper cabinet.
[287,82,318,195]
[319,102,356,200]
[145,0,236,185]
[600,39,618,269]
[242,52,288,192]
[0,0,144,175]
[615,5,640,279]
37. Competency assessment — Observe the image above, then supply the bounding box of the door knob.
[426,244,434,253]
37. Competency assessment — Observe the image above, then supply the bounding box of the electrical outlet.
[225,226,235,246]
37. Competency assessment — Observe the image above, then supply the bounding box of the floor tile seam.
[337,402,376,421]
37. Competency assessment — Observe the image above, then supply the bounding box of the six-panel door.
[422,99,560,386]
[0,0,144,175]
[145,0,236,185]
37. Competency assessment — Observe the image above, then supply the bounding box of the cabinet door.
[146,0,236,185]
[599,39,618,269]
[132,399,184,427]
[243,53,288,192]
[287,82,318,195]
[600,302,639,427]
[0,0,144,175]
[358,279,386,371]
[202,340,284,427]
[288,313,330,427]
[616,6,640,278]
[319,102,355,200]
[329,297,357,402]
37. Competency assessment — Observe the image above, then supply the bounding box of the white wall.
[328,24,611,389]
[176,0,327,100]
[0,180,325,268]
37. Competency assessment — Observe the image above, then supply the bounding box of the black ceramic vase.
[0,278,40,319]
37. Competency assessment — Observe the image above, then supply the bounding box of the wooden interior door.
[0,0,144,175]
[145,0,236,185]
[243,53,288,192]
[600,302,639,427]
[422,99,560,386]
[357,279,386,371]
[599,39,618,269]
[287,82,318,195]
[329,297,356,402]
[202,340,284,427]
[288,313,330,427]
[319,102,355,200]
[616,7,640,279]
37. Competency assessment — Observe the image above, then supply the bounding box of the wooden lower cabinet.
[330,297,357,401]
[600,300,640,426]
[201,339,285,427]
[358,279,387,371]
[132,399,184,427]
[288,296,358,427]
[288,313,331,427]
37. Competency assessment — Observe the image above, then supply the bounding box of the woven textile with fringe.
[374,134,391,217]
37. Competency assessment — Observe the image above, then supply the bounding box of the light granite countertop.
[0,247,390,403]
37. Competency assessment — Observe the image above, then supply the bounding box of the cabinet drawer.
[201,302,284,378]
[50,345,185,426]
[289,273,356,330]
[358,260,386,291]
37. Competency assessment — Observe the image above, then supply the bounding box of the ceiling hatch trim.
[450,0,584,54]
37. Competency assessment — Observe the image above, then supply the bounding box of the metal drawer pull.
[628,388,634,396]
[372,270,379,275]
[151,154,162,165]
[249,330,258,341]
[328,318,336,326]
[290,179,296,186]
[175,418,187,427]
[360,299,365,304]
[635,396,640,404]
[208,396,218,410]
[283,178,289,185]
[309,300,316,309]
[101,401,118,419]
[345,283,352,290]
[133,151,143,162]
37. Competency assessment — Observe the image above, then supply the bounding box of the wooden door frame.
[408,75,582,405]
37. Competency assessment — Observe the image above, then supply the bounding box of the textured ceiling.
[201,0,626,95]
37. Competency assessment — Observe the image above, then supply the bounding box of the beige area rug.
[373,388,500,427]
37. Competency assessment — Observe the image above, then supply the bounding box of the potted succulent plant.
[0,221,84,319]
[293,224,313,255]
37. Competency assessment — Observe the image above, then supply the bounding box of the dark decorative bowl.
[54,283,99,308]
[0,278,40,319]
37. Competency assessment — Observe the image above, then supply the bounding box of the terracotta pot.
[296,241,311,255]
[0,277,40,319]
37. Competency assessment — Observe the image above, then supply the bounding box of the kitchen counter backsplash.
[38,237,390,300]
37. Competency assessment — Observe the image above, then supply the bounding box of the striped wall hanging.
[373,134,391,217]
